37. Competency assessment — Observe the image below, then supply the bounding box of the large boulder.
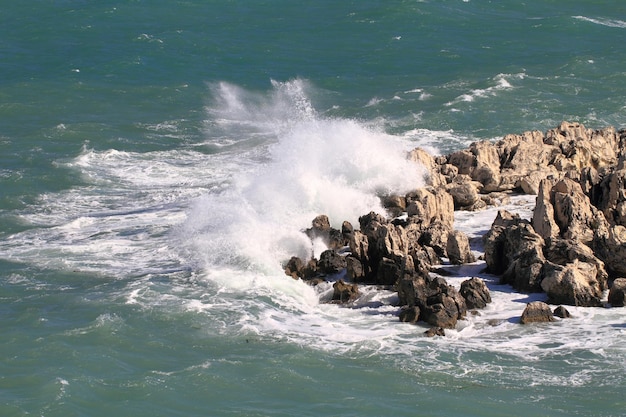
[540,260,604,307]
[446,229,476,265]
[460,277,491,309]
[318,250,346,275]
[520,301,556,324]
[397,275,466,329]
[608,278,626,307]
[483,210,546,292]
[592,223,626,277]
[406,187,455,230]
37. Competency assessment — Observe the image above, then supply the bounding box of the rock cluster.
[283,122,626,334]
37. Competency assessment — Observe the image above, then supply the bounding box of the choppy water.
[2,1,626,416]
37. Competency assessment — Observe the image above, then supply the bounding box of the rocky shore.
[283,122,626,335]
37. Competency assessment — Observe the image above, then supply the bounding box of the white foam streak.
[573,15,626,29]
[446,73,524,106]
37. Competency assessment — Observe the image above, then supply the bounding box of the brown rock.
[540,260,604,307]
[399,306,421,324]
[520,301,556,324]
[332,280,360,303]
[608,278,626,307]
[554,306,572,318]
[446,230,476,265]
[460,277,492,309]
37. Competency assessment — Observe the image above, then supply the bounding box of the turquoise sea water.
[2,1,626,416]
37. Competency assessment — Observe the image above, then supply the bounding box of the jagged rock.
[418,221,450,258]
[305,214,346,250]
[540,260,604,307]
[420,278,467,329]
[592,223,626,277]
[446,230,476,265]
[358,211,387,240]
[544,122,620,173]
[544,239,608,292]
[424,327,446,337]
[520,301,556,324]
[406,187,454,230]
[551,178,605,243]
[332,280,359,303]
[382,194,407,218]
[608,278,626,307]
[446,179,482,210]
[407,147,446,187]
[318,250,346,275]
[376,223,409,259]
[376,257,403,286]
[483,210,546,292]
[345,256,365,282]
[597,169,626,227]
[532,178,560,242]
[460,277,491,309]
[554,305,572,318]
[341,221,354,242]
[284,256,304,279]
[399,306,421,324]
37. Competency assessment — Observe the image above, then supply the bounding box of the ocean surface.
[1,1,625,415]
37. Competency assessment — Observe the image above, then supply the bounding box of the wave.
[573,15,626,29]
[445,72,525,106]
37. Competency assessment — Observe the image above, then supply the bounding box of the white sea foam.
[445,72,525,106]
[573,16,626,29]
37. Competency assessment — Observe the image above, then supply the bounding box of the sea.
[1,1,625,416]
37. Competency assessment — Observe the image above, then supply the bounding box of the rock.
[305,214,346,250]
[318,250,346,275]
[592,223,626,277]
[551,178,605,243]
[446,179,482,210]
[376,257,403,286]
[399,306,421,324]
[424,327,446,337]
[540,260,604,307]
[407,147,446,187]
[376,223,409,259]
[597,169,626,227]
[382,194,407,218]
[544,239,608,292]
[421,279,467,329]
[418,221,450,258]
[554,305,572,318]
[483,210,546,292]
[520,301,556,324]
[532,178,560,242]
[406,187,455,230]
[608,278,626,307]
[283,256,304,279]
[460,277,492,309]
[332,280,360,303]
[446,230,476,265]
[346,256,365,282]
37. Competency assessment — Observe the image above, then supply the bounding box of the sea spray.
[182,79,426,282]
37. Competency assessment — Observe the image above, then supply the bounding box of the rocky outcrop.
[283,121,626,332]
[460,277,492,309]
[608,278,626,307]
[520,301,556,324]
[446,230,476,265]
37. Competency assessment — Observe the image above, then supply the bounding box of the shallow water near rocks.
[2,1,626,416]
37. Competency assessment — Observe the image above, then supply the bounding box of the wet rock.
[608,278,626,307]
[554,305,572,318]
[540,260,604,307]
[424,327,446,337]
[483,210,546,292]
[332,280,360,303]
[399,306,421,324]
[460,277,491,309]
[520,301,556,324]
[318,250,346,275]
